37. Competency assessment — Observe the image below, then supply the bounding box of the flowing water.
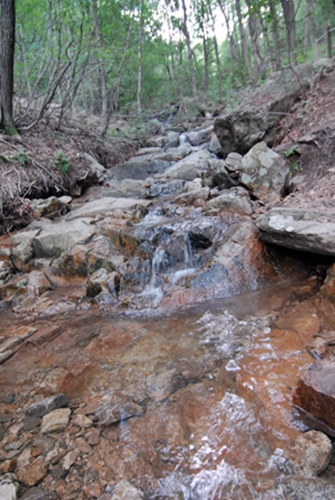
[0,276,322,498]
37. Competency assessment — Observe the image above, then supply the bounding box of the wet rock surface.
[293,358,335,436]
[2,68,335,498]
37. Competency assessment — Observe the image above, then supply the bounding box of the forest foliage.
[2,0,335,133]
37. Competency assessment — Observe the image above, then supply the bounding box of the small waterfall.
[170,233,196,285]
[142,234,196,303]
[141,247,165,306]
[184,233,194,268]
[149,247,165,288]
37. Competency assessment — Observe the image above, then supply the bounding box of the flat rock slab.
[65,197,151,221]
[256,208,335,255]
[293,358,335,436]
[32,218,95,258]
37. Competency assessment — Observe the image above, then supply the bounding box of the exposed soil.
[0,121,139,233]
[275,71,335,210]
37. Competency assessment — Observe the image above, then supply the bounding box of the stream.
[0,273,326,499]
[0,137,334,498]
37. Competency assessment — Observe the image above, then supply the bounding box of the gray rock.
[0,473,19,500]
[83,153,106,182]
[166,131,180,148]
[163,149,213,181]
[205,159,239,190]
[208,133,222,155]
[32,218,95,258]
[214,61,331,156]
[176,187,210,205]
[22,416,42,431]
[256,208,335,255]
[185,125,213,146]
[25,394,69,418]
[159,143,192,162]
[225,152,243,172]
[27,271,53,296]
[215,109,268,157]
[110,159,170,181]
[239,142,289,203]
[87,269,119,298]
[65,197,151,221]
[28,197,69,220]
[11,229,40,266]
[206,187,253,216]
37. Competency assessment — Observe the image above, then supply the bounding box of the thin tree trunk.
[209,1,222,98]
[217,0,237,59]
[137,0,144,115]
[235,0,253,82]
[268,0,281,70]
[246,6,262,75]
[92,0,108,123]
[280,0,297,61]
[181,0,198,99]
[0,0,17,134]
[303,0,311,57]
[202,26,209,93]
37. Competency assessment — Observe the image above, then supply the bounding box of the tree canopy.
[0,0,334,132]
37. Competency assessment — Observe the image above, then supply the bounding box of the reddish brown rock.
[293,358,335,435]
[306,336,328,359]
[17,458,49,486]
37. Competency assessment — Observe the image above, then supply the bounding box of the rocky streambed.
[2,62,335,498]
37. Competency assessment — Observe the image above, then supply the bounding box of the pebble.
[41,409,71,434]
[17,458,49,486]
[25,395,69,419]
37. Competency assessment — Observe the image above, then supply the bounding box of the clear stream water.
[0,278,321,499]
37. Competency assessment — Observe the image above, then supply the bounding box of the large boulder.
[238,142,289,204]
[163,149,213,181]
[214,60,334,156]
[256,208,335,255]
[32,218,95,258]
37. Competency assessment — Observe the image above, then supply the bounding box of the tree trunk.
[280,0,297,60]
[217,0,238,59]
[209,1,222,98]
[246,5,263,75]
[235,0,253,82]
[303,0,311,57]
[268,0,281,71]
[181,0,198,99]
[202,26,209,93]
[0,0,17,134]
[92,0,108,125]
[137,0,144,115]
